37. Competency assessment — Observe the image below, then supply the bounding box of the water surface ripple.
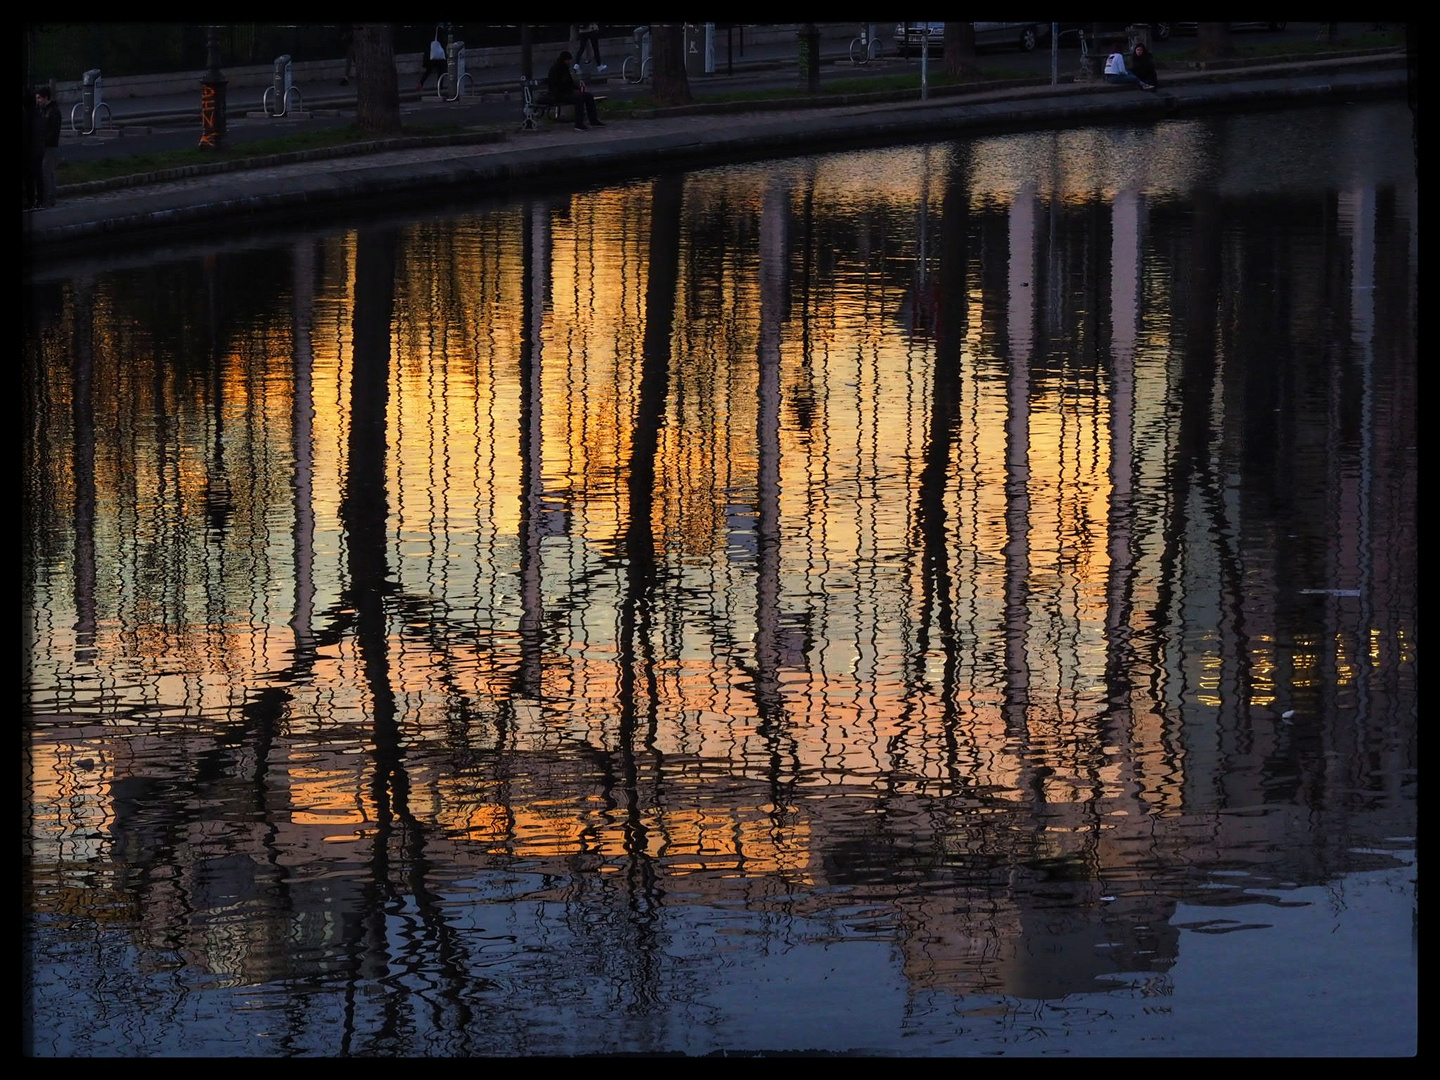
[24,101,1416,1057]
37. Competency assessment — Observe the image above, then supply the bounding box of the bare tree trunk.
[1197,22,1234,59]
[944,22,978,78]
[355,23,401,137]
[799,22,821,92]
[651,23,692,106]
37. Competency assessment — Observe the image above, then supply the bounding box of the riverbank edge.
[26,60,1411,264]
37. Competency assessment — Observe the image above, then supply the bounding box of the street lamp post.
[200,25,227,149]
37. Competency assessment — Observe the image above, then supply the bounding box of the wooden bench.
[519,78,608,131]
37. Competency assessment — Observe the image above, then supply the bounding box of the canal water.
[23,100,1416,1057]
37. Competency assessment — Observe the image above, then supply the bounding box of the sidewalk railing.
[47,24,859,107]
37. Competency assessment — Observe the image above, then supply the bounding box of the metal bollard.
[263,54,297,116]
[71,68,109,135]
[81,68,100,117]
[273,55,291,104]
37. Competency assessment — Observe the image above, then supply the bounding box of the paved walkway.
[24,51,1408,264]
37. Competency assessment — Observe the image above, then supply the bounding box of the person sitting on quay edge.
[1130,42,1159,91]
[547,50,604,131]
[1103,48,1154,91]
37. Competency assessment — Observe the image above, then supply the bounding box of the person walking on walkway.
[574,23,606,72]
[548,51,604,130]
[417,34,447,91]
[34,86,61,209]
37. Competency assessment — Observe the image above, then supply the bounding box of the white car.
[894,22,1052,55]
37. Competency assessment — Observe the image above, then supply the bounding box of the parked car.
[1153,21,1288,40]
[1050,22,1285,45]
[893,22,1052,56]
[1053,23,1179,45]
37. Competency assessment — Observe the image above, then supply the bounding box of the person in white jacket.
[417,36,447,91]
[1104,50,1152,90]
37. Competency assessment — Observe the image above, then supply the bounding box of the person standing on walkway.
[24,92,40,210]
[340,24,355,85]
[417,33,447,91]
[574,23,606,72]
[548,50,604,130]
[35,86,61,208]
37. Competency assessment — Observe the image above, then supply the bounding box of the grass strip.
[58,123,474,186]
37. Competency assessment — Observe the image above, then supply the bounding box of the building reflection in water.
[23,102,1415,1054]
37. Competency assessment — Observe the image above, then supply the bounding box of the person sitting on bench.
[547,50,604,130]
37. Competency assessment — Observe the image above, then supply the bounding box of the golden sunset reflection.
[24,107,1416,1029]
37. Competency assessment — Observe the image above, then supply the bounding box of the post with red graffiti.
[199,25,227,149]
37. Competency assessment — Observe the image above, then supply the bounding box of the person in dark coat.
[340,24,355,85]
[575,23,606,71]
[24,91,42,210]
[36,86,62,207]
[547,50,604,130]
[1130,42,1159,90]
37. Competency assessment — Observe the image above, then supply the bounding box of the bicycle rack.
[262,55,303,117]
[850,23,882,64]
[625,26,652,84]
[70,68,112,135]
[438,41,472,101]
[1059,29,1103,80]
